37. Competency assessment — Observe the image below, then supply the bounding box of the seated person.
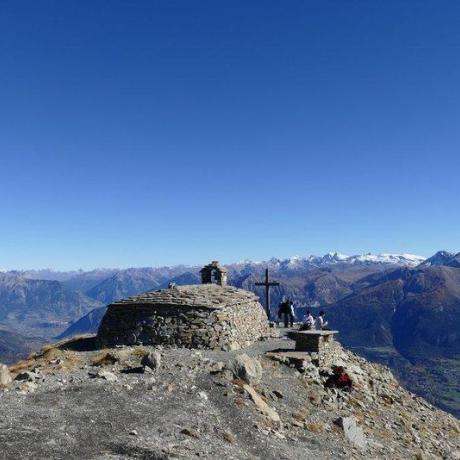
[325,366,353,392]
[315,311,329,330]
[299,310,315,330]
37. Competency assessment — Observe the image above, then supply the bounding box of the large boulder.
[229,354,262,385]
[141,351,162,371]
[0,363,12,386]
[335,416,367,449]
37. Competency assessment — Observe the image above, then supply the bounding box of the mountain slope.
[85,267,198,304]
[325,263,460,416]
[0,273,102,338]
[326,265,460,359]
[56,306,108,340]
[417,250,460,268]
[1,335,459,459]
[0,327,43,364]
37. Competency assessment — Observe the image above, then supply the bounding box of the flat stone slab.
[288,330,338,337]
[266,351,313,360]
[287,330,339,352]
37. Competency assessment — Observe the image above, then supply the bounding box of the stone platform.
[287,330,338,353]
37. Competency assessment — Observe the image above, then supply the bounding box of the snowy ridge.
[234,252,425,269]
[347,253,425,266]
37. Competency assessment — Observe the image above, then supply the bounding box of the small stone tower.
[200,261,228,286]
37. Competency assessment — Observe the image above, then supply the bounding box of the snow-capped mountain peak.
[346,253,425,266]
[232,252,425,271]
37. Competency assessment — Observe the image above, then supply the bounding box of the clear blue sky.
[1,1,459,270]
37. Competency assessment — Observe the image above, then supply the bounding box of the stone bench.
[287,330,338,353]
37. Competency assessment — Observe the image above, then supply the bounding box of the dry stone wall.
[97,285,269,351]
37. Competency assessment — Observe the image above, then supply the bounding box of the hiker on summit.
[278,298,295,328]
[300,310,315,330]
[315,311,329,330]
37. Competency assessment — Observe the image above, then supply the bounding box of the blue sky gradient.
[1,1,459,270]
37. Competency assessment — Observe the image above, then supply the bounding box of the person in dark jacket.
[278,298,295,328]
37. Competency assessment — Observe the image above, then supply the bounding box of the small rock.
[166,383,175,392]
[198,391,208,401]
[181,428,200,438]
[0,363,12,386]
[209,361,225,374]
[129,430,138,436]
[273,431,285,439]
[272,390,283,399]
[141,351,161,371]
[222,431,236,443]
[305,422,324,433]
[17,381,37,394]
[292,409,307,422]
[89,369,118,382]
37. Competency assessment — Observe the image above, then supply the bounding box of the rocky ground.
[0,333,459,460]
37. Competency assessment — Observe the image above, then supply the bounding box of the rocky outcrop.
[97,284,270,351]
[0,334,459,459]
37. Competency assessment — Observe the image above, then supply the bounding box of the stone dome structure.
[96,284,269,350]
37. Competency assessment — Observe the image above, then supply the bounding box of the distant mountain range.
[0,272,102,339]
[1,250,460,416]
[0,251,434,341]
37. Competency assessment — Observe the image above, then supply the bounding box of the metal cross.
[255,268,280,319]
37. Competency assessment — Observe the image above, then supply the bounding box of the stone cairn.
[97,265,270,351]
[200,261,228,286]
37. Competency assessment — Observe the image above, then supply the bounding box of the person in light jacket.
[300,310,315,331]
[315,311,329,330]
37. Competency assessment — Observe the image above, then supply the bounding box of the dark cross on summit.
[255,268,279,320]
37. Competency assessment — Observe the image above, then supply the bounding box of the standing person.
[315,311,329,330]
[278,298,295,328]
[288,300,296,327]
[300,310,315,330]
